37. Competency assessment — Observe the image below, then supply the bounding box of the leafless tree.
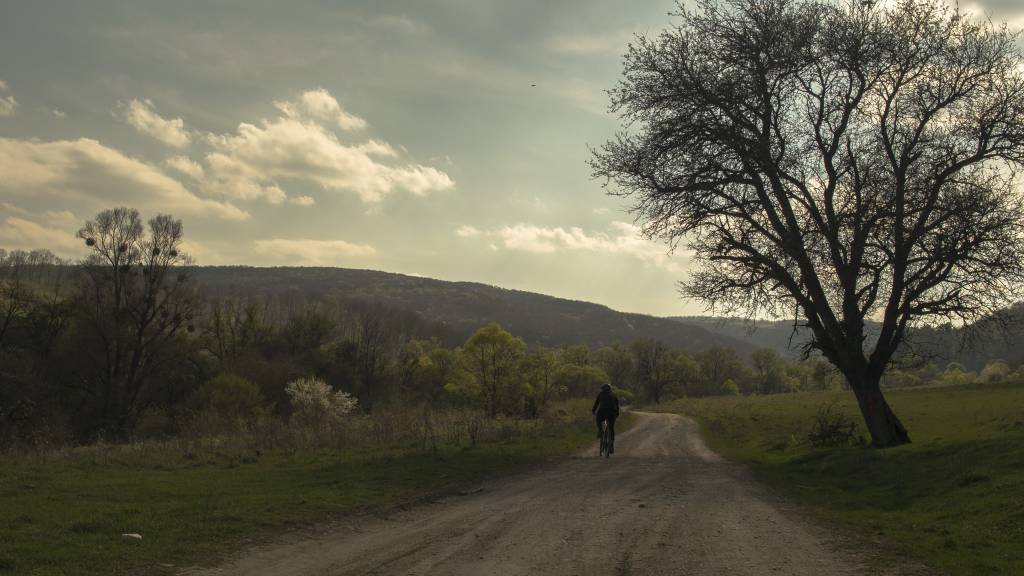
[76,207,198,435]
[592,0,1024,446]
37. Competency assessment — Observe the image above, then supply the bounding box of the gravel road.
[184,412,918,576]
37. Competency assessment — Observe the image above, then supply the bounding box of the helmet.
[600,383,612,391]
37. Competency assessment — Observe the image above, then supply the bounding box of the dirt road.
[184,412,908,576]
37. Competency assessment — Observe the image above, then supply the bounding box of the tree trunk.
[850,376,910,448]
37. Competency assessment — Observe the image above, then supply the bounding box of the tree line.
[3,206,1020,448]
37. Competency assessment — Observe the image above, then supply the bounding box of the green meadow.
[668,384,1024,575]
[0,412,634,576]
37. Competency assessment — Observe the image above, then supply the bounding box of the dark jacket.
[592,389,620,419]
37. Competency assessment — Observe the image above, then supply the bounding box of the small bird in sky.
[530,84,537,87]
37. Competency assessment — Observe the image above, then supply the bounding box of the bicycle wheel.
[599,421,610,458]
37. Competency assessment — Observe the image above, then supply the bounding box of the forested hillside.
[188,266,754,354]
[673,317,811,358]
[683,312,1024,371]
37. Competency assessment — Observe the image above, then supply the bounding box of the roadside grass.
[666,384,1024,576]
[0,405,630,576]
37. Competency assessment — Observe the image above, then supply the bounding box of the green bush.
[193,373,266,422]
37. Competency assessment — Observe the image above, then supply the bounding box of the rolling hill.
[673,316,812,357]
[188,266,755,355]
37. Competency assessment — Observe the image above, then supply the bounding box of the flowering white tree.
[285,377,358,428]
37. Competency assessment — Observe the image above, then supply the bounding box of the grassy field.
[666,384,1024,575]
[0,410,631,576]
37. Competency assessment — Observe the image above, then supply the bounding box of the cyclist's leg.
[595,415,603,438]
[608,417,616,452]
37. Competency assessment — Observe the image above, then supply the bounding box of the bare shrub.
[807,402,861,448]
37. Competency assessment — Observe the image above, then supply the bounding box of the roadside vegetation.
[3,207,1019,452]
[4,205,1024,574]
[0,399,615,576]
[1,207,647,575]
[668,384,1024,576]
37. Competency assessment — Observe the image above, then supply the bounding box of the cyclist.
[591,383,620,454]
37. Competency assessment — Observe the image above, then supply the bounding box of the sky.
[1,0,1022,317]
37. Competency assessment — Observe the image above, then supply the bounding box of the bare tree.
[592,0,1024,446]
[203,298,272,363]
[76,207,198,435]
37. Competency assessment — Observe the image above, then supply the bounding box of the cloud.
[43,209,79,229]
[0,202,28,216]
[0,204,82,257]
[121,98,190,148]
[0,80,17,117]
[274,88,367,131]
[0,216,83,257]
[165,155,205,179]
[202,89,454,203]
[0,137,248,221]
[961,0,1024,19]
[289,195,315,206]
[0,98,17,116]
[202,151,288,203]
[483,221,686,273]
[52,108,67,118]
[178,239,223,265]
[253,238,376,265]
[455,224,482,238]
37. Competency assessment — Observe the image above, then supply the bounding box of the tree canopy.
[593,0,1024,446]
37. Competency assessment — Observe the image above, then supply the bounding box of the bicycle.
[598,419,612,458]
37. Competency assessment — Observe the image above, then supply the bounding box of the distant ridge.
[672,316,812,357]
[188,266,755,355]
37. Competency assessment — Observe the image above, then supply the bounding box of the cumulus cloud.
[0,80,17,117]
[202,89,454,203]
[476,221,686,273]
[164,155,205,179]
[122,98,190,148]
[254,238,376,265]
[274,88,367,131]
[0,137,248,221]
[202,150,288,203]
